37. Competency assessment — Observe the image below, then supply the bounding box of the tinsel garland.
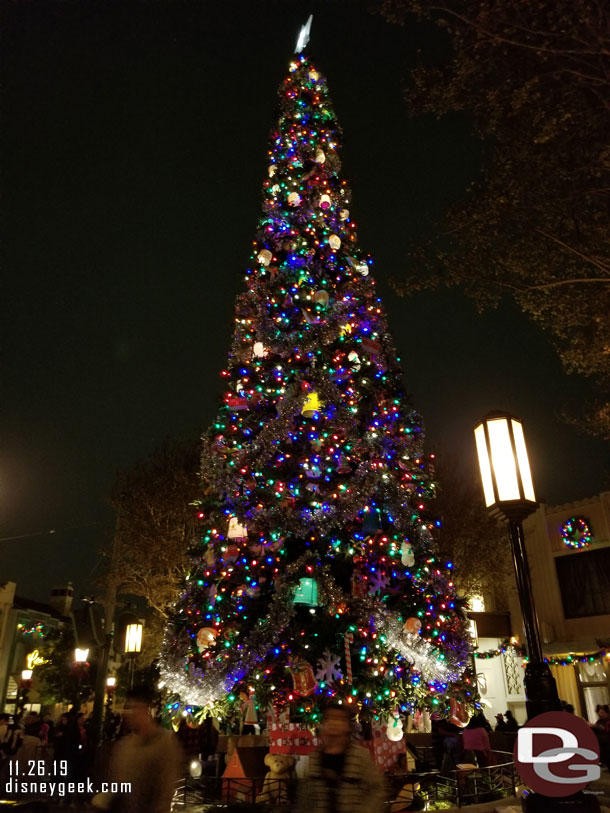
[159,554,359,708]
[378,610,467,685]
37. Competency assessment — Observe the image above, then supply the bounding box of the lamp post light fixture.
[18,668,33,715]
[121,615,144,689]
[106,676,116,690]
[74,648,89,663]
[124,622,143,655]
[474,411,560,720]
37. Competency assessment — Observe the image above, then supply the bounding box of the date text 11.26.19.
[9,760,68,776]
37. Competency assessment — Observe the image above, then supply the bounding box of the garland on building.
[474,637,610,666]
[159,50,474,727]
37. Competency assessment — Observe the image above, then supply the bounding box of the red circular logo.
[513,711,600,797]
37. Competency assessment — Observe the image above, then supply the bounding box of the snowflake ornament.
[315,648,342,684]
[368,568,390,595]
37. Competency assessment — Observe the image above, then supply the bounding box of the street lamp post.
[72,647,89,710]
[18,669,33,716]
[123,617,143,690]
[474,411,560,720]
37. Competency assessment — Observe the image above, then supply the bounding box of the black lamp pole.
[474,413,560,721]
[506,517,560,719]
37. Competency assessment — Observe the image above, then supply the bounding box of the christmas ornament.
[257,248,272,266]
[268,165,277,177]
[196,627,218,653]
[336,455,351,474]
[227,516,248,541]
[293,577,319,606]
[289,657,317,696]
[319,194,331,209]
[348,350,361,370]
[253,342,267,358]
[368,569,389,595]
[404,617,422,635]
[288,191,301,207]
[302,391,322,417]
[313,290,329,307]
[328,235,341,251]
[339,208,349,220]
[361,337,381,355]
[315,649,342,684]
[225,396,249,411]
[315,149,325,164]
[448,699,470,728]
[400,541,415,567]
[385,713,404,742]
[344,631,354,684]
[308,69,319,82]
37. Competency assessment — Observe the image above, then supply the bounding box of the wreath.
[560,516,592,550]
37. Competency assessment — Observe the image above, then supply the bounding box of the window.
[578,662,609,723]
[555,547,610,618]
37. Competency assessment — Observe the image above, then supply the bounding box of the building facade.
[468,490,610,725]
[0,582,73,713]
[522,490,610,721]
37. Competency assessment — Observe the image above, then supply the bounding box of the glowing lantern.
[302,392,322,418]
[124,622,143,654]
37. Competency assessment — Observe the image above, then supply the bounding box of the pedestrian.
[20,711,44,761]
[177,717,201,769]
[199,715,219,761]
[494,713,507,731]
[503,710,519,732]
[105,687,183,813]
[296,703,384,813]
[463,712,494,767]
[593,705,610,768]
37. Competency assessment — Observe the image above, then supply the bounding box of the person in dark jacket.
[296,703,384,813]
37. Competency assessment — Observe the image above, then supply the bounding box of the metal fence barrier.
[174,751,518,810]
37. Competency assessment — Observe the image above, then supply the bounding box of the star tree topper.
[295,15,313,54]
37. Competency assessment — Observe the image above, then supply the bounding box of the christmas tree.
[160,45,472,728]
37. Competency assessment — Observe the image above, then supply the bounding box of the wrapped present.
[268,721,320,755]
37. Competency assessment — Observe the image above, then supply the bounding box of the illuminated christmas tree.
[160,43,472,728]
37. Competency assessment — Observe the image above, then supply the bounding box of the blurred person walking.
[297,703,383,813]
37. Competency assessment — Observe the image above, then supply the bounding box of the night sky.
[3,0,609,602]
